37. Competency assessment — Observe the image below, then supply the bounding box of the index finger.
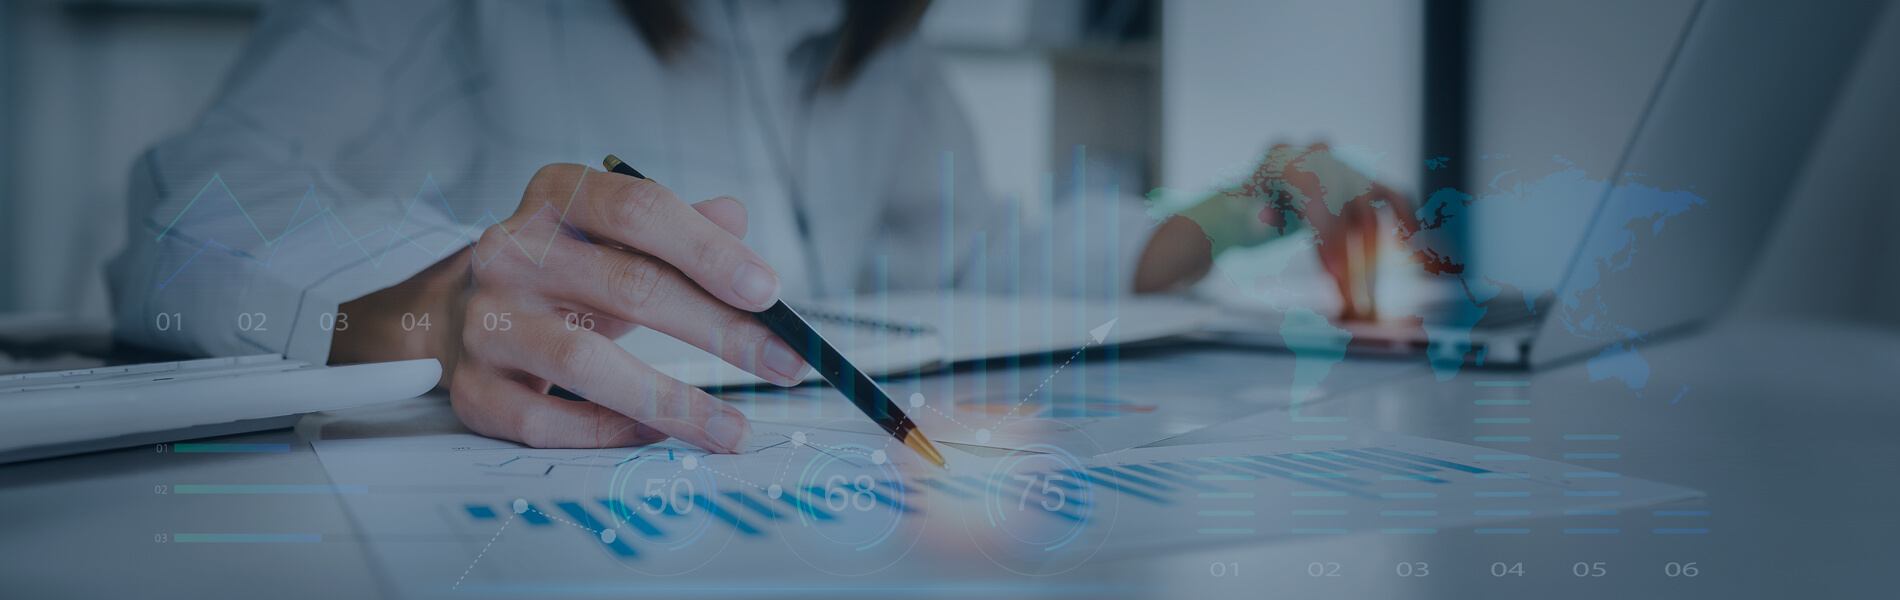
[508,318,754,453]
[1373,182,1422,236]
[534,164,781,312]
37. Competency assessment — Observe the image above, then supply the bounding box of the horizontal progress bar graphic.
[173,444,288,453]
[173,485,366,494]
[172,534,321,543]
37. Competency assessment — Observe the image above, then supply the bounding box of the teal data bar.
[173,485,366,494]
[173,444,289,453]
[172,534,320,543]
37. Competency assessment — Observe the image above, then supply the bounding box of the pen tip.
[903,429,948,470]
[602,155,624,171]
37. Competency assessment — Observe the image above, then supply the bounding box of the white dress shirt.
[106,0,1155,362]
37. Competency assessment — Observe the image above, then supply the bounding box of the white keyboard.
[0,354,307,394]
[0,354,441,463]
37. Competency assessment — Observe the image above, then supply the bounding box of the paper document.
[718,347,1423,455]
[311,417,1699,593]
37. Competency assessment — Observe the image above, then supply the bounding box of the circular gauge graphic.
[771,421,927,576]
[963,419,1115,575]
[584,442,733,576]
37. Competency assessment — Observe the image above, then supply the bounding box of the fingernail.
[732,263,779,310]
[762,340,809,383]
[705,410,752,453]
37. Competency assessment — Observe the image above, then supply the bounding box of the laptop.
[1206,0,1885,368]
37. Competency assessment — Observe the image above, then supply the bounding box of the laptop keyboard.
[0,354,310,394]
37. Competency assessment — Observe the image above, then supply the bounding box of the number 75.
[1012,474,1066,511]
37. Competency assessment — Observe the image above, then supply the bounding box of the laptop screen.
[1525,0,1885,366]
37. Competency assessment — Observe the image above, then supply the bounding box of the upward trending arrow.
[999,317,1120,422]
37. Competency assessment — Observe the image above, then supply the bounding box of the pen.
[602,155,948,469]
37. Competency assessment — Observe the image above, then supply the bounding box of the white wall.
[1161,0,1422,195]
[3,3,253,318]
[922,0,1056,209]
[934,52,1054,211]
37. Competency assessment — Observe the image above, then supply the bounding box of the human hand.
[1256,144,1417,320]
[336,164,808,452]
[1177,143,1418,320]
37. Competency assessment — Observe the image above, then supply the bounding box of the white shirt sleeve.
[106,0,475,362]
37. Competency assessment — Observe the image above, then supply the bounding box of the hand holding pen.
[604,156,946,468]
[336,161,811,453]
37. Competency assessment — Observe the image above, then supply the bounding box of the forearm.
[329,248,474,388]
[1133,193,1296,294]
[1133,216,1214,294]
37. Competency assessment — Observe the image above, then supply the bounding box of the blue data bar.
[1246,456,1318,473]
[1086,466,1174,493]
[1204,458,1379,500]
[774,489,836,520]
[1360,448,1491,474]
[1149,461,1207,477]
[722,491,784,520]
[519,503,552,526]
[866,485,916,514]
[1122,463,1215,491]
[1331,450,1439,472]
[692,495,763,536]
[1322,454,1448,482]
[597,499,666,538]
[1070,470,1169,504]
[554,501,638,557]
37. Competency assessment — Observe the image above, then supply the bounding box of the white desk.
[2,316,1893,598]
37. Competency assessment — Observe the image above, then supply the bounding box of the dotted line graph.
[451,512,514,591]
[999,345,1089,421]
[1000,318,1114,423]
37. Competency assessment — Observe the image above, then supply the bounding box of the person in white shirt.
[107,0,1408,454]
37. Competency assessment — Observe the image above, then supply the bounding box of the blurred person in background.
[108,0,1409,453]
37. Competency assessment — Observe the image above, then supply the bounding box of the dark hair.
[618,0,932,90]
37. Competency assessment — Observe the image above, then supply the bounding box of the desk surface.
[2,316,1894,598]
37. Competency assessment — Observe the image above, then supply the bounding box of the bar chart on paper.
[310,419,1701,594]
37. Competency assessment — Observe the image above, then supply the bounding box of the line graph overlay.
[149,172,605,291]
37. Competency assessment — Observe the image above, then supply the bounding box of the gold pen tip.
[602,155,625,172]
[902,430,949,470]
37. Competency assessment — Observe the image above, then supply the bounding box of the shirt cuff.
[270,227,470,362]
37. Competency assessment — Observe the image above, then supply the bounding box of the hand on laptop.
[330,164,808,452]
[1252,143,1418,321]
[1136,143,1417,321]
